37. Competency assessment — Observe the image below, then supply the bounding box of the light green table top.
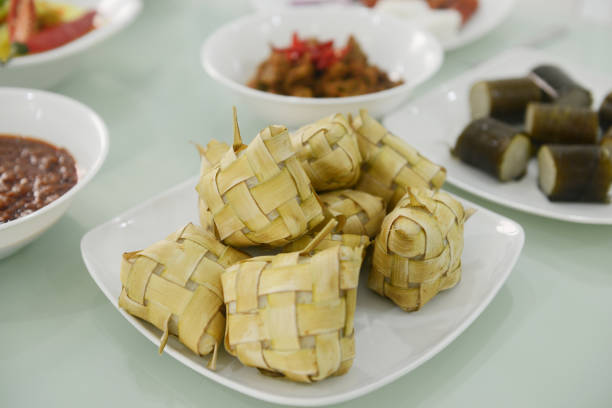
[2,1,612,406]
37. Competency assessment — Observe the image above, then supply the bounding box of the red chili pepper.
[273,32,344,70]
[7,0,37,43]
[22,10,97,54]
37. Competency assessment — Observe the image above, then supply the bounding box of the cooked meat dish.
[247,33,403,98]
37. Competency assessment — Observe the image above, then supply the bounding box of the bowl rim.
[3,0,143,68]
[0,87,109,232]
[200,5,443,106]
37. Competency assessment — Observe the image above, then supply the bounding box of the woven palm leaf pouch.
[221,221,364,382]
[283,231,370,253]
[196,108,325,248]
[118,223,249,369]
[370,189,473,312]
[351,110,447,210]
[318,188,385,238]
[290,113,362,191]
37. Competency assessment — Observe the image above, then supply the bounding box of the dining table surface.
[2,0,612,407]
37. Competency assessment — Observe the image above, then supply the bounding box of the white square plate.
[384,48,612,224]
[81,176,524,406]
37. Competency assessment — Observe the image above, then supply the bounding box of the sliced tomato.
[23,10,96,53]
[7,0,36,43]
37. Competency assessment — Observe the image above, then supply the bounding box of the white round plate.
[249,0,515,51]
[443,0,515,50]
[0,0,142,89]
[383,47,612,225]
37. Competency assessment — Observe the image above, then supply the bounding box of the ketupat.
[370,189,472,312]
[283,230,370,253]
[222,221,364,382]
[290,113,362,191]
[318,189,384,238]
[118,223,249,369]
[351,110,446,210]
[196,108,325,247]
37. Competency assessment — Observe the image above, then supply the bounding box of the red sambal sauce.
[0,134,77,223]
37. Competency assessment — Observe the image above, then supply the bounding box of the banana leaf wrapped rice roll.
[469,78,542,123]
[599,91,612,133]
[529,64,593,108]
[525,103,599,145]
[452,117,531,181]
[602,130,612,155]
[537,144,612,202]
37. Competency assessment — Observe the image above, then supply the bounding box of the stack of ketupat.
[117,108,472,382]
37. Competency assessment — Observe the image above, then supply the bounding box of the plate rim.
[4,0,143,68]
[80,176,525,406]
[383,46,612,225]
[442,0,516,50]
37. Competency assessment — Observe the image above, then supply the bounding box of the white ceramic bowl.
[0,88,108,259]
[0,0,142,89]
[201,6,443,128]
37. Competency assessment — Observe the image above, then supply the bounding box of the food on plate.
[0,133,77,223]
[374,0,461,43]
[222,222,365,382]
[351,109,446,210]
[290,113,362,191]
[247,33,403,98]
[318,189,385,238]
[371,0,478,42]
[114,108,481,382]
[469,78,542,122]
[602,130,612,154]
[537,145,612,202]
[427,0,478,24]
[452,117,531,181]
[283,231,370,253]
[118,223,249,369]
[525,103,599,144]
[0,0,97,61]
[370,188,471,312]
[599,91,612,133]
[529,64,592,108]
[456,67,612,207]
[196,108,325,247]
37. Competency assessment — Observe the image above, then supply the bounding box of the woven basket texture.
[351,110,446,210]
[222,241,364,382]
[291,113,362,191]
[319,189,385,238]
[118,223,249,369]
[197,110,325,247]
[369,189,470,312]
[283,231,370,253]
